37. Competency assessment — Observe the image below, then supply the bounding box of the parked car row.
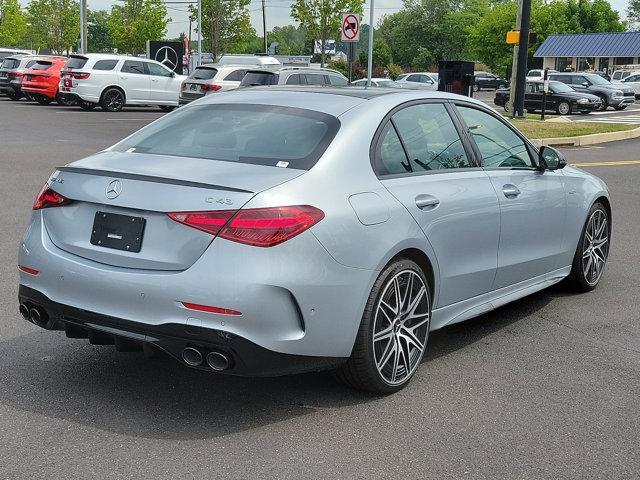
[494,71,636,114]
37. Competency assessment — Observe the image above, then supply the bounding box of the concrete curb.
[531,125,640,147]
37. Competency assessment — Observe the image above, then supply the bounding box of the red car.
[21,57,74,106]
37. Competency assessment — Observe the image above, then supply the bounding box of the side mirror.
[539,146,567,170]
[581,82,589,87]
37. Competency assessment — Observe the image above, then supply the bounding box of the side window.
[392,103,472,171]
[286,73,304,85]
[147,62,172,77]
[457,106,533,168]
[305,74,325,85]
[93,59,118,71]
[622,72,631,79]
[121,61,147,75]
[420,74,433,84]
[572,75,588,86]
[377,123,412,175]
[223,69,247,81]
[407,74,420,82]
[329,74,347,86]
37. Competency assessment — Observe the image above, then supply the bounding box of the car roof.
[192,86,488,117]
[71,53,154,61]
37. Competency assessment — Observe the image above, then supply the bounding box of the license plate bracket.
[90,211,145,253]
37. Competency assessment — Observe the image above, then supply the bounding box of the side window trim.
[369,99,482,178]
[451,101,539,170]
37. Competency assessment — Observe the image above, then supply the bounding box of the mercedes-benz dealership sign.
[146,41,185,74]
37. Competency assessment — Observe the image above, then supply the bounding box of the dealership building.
[534,32,640,72]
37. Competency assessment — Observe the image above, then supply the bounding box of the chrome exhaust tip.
[19,304,30,321]
[29,307,48,327]
[182,347,203,366]
[206,351,230,371]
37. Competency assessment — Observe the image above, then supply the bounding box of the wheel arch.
[100,84,127,103]
[386,247,436,304]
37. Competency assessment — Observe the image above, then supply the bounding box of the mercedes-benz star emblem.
[106,179,122,199]
[155,46,178,71]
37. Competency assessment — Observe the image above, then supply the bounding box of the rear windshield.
[240,71,277,86]
[32,62,52,70]
[66,56,88,69]
[190,66,217,80]
[2,58,20,69]
[112,104,340,170]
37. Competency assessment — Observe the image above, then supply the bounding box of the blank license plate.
[90,211,145,253]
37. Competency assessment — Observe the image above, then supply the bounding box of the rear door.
[119,60,150,101]
[454,104,566,289]
[374,101,500,307]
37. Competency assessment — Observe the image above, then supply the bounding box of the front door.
[146,62,176,103]
[454,104,567,289]
[374,101,501,308]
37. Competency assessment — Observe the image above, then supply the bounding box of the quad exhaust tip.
[206,351,230,371]
[182,347,203,366]
[19,303,30,321]
[29,306,48,327]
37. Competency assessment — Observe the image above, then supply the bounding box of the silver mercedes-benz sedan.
[17,87,611,393]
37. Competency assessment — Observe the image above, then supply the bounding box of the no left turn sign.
[341,13,360,42]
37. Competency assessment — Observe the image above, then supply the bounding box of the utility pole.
[366,0,374,87]
[262,0,267,53]
[507,0,522,117]
[197,0,202,65]
[510,0,531,118]
[79,0,87,53]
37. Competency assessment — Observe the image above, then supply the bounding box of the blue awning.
[534,32,640,57]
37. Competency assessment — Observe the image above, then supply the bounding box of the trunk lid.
[42,151,304,270]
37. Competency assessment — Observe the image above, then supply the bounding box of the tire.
[597,95,608,111]
[333,258,431,394]
[565,202,610,292]
[159,105,175,112]
[472,83,480,92]
[7,91,22,101]
[100,87,125,112]
[78,100,97,110]
[55,93,76,106]
[35,95,52,105]
[556,101,571,115]
[503,100,511,113]
[614,105,627,111]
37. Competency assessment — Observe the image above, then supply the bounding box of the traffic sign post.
[341,13,360,42]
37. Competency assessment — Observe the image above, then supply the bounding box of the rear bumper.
[18,285,345,376]
[21,81,57,98]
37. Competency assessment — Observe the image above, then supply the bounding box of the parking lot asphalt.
[1,97,639,479]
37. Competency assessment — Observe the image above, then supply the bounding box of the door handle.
[415,194,440,210]
[502,184,521,198]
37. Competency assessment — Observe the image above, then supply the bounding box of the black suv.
[473,71,509,92]
[548,72,634,111]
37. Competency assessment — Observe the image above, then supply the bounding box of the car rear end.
[59,55,118,105]
[17,97,371,375]
[0,56,27,98]
[179,65,247,105]
[21,58,65,101]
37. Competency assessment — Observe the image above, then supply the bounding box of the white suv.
[59,53,186,112]
[179,64,249,105]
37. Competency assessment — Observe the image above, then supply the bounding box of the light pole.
[366,0,374,87]
[197,0,202,66]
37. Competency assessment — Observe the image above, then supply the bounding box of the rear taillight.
[201,84,222,92]
[181,82,187,90]
[168,206,324,247]
[72,72,90,80]
[33,184,71,210]
[7,71,23,79]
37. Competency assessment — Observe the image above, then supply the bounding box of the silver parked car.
[18,88,611,393]
[179,64,249,105]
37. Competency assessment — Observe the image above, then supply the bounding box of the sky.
[21,0,632,41]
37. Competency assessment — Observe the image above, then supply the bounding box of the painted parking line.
[572,160,640,167]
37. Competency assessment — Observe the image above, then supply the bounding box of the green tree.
[355,36,392,67]
[87,10,114,53]
[189,0,254,60]
[108,0,169,55]
[291,0,365,66]
[0,0,27,47]
[268,24,308,55]
[27,0,79,53]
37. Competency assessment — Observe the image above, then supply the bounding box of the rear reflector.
[168,205,325,247]
[18,265,39,276]
[181,302,242,316]
[33,184,71,210]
